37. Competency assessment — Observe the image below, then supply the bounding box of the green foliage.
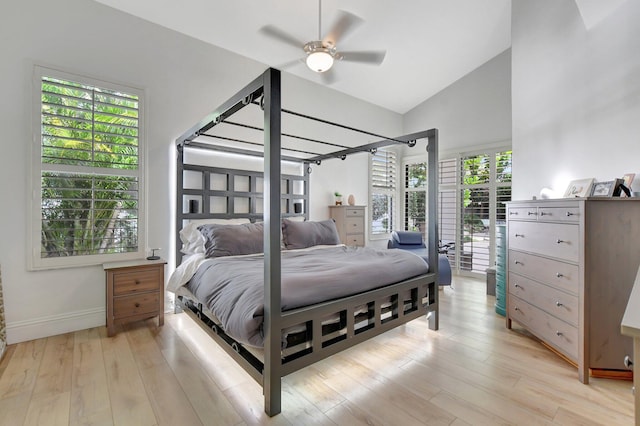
[40,77,139,257]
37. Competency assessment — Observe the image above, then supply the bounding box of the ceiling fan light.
[306,51,334,73]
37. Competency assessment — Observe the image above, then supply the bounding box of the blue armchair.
[387,231,452,287]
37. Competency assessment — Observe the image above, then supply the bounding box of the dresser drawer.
[537,206,581,223]
[508,206,539,221]
[344,234,364,246]
[509,250,579,295]
[113,293,159,318]
[509,221,579,262]
[345,208,364,217]
[112,268,161,295]
[346,217,364,233]
[509,295,578,361]
[508,273,579,326]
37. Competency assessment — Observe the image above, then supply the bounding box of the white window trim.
[369,147,398,240]
[29,65,146,270]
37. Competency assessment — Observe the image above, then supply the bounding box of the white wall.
[0,0,401,343]
[511,0,640,200]
[403,49,512,157]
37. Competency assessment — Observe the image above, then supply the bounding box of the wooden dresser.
[329,205,365,247]
[506,198,640,383]
[104,259,166,337]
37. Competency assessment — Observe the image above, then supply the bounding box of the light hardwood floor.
[0,276,634,425]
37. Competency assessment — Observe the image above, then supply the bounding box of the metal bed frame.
[174,68,439,416]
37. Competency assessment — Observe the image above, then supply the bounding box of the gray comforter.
[186,246,430,347]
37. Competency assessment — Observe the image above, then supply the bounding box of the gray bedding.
[186,245,430,347]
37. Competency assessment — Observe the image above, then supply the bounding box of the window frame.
[401,145,511,276]
[369,148,398,240]
[30,65,146,270]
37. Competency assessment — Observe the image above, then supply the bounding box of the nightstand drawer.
[344,234,364,246]
[112,268,161,295]
[345,208,364,217]
[346,217,364,233]
[113,293,159,318]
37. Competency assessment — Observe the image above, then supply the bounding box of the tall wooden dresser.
[329,205,365,247]
[506,198,640,383]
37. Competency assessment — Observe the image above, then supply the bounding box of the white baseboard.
[6,308,105,344]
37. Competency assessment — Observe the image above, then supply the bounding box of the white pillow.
[180,218,250,255]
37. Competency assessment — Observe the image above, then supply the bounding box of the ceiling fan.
[259,0,386,83]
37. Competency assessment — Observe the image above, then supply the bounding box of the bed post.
[427,129,439,330]
[262,68,282,416]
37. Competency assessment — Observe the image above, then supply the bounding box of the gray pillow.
[198,222,264,258]
[282,219,341,250]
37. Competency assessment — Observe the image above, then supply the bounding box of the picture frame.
[590,180,616,197]
[563,178,594,198]
[623,173,635,189]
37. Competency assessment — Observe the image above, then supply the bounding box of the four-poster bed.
[170,68,440,416]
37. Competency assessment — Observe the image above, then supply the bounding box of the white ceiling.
[93,0,512,114]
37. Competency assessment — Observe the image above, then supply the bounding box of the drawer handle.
[556,331,563,337]
[556,239,564,244]
[134,302,140,308]
[514,306,520,311]
[514,233,524,238]
[624,355,633,370]
[514,260,523,265]
[566,212,574,217]
[556,272,563,278]
[527,211,537,216]
[555,301,563,307]
[514,283,521,289]
[509,211,517,215]
[540,212,548,216]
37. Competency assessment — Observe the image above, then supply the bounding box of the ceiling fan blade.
[277,58,305,70]
[320,69,338,85]
[323,10,363,46]
[338,50,386,65]
[259,25,305,50]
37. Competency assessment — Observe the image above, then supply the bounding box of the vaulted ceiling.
[95,0,512,113]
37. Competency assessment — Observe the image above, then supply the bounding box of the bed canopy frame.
[174,68,439,416]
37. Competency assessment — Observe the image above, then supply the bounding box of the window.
[402,149,511,275]
[31,66,144,269]
[370,149,397,238]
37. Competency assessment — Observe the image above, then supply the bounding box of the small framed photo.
[623,173,635,188]
[590,180,616,197]
[563,178,594,198]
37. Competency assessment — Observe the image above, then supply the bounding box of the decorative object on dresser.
[329,205,365,247]
[563,178,594,198]
[104,259,166,337]
[506,198,640,383]
[347,194,355,206]
[334,191,343,205]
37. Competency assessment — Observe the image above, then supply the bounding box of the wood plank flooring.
[0,276,634,425]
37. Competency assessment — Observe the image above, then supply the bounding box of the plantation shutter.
[37,68,142,263]
[370,149,397,235]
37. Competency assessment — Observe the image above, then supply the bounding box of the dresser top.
[103,258,167,270]
[508,197,640,205]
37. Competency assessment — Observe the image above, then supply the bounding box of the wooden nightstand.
[104,258,166,337]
